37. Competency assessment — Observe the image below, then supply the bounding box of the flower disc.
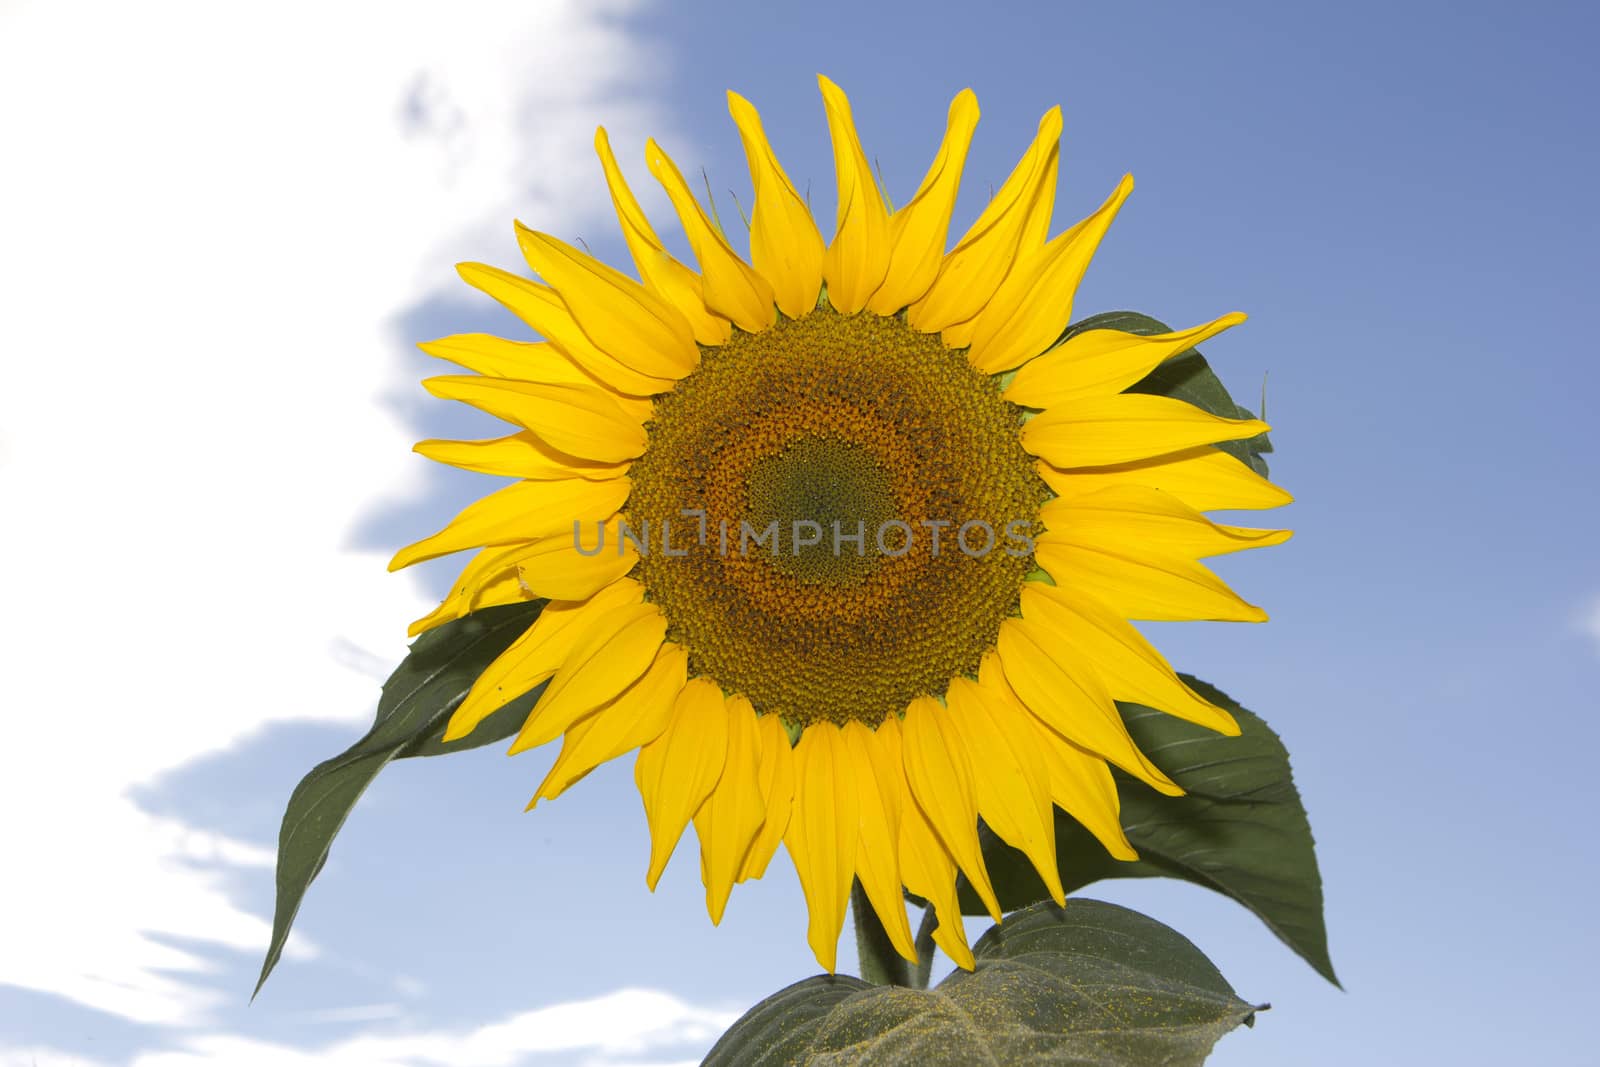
[628,305,1049,728]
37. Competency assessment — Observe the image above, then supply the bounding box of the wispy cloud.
[7,989,735,1067]
[0,1049,114,1067]
[1581,593,1600,655]
[1,0,674,1037]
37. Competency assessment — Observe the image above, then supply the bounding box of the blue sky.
[3,0,1597,1064]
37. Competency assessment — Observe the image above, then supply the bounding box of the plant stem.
[851,880,912,987]
[911,905,938,989]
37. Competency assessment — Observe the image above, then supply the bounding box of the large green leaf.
[963,677,1338,986]
[254,599,546,996]
[704,898,1262,1066]
[1061,310,1273,476]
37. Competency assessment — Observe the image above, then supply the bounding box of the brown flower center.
[626,305,1047,727]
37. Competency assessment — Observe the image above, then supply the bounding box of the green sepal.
[704,898,1263,1066]
[253,599,546,997]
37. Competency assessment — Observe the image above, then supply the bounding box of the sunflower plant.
[259,77,1334,1065]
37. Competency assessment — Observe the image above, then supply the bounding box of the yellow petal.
[1041,485,1292,561]
[417,333,557,379]
[509,602,665,754]
[976,652,1134,859]
[419,334,653,423]
[1017,131,1058,257]
[900,696,1001,920]
[1037,446,1293,513]
[514,225,698,380]
[635,678,730,889]
[443,577,645,741]
[945,672,1064,906]
[1006,313,1247,409]
[389,476,631,571]
[907,107,1062,333]
[515,517,640,601]
[1034,539,1269,623]
[1033,720,1138,862]
[817,75,891,313]
[693,694,766,924]
[535,643,689,802]
[418,335,637,405]
[936,126,1057,331]
[934,313,982,351]
[646,138,776,332]
[995,616,1182,796]
[407,542,543,637]
[738,712,796,882]
[526,716,598,810]
[455,262,675,395]
[1020,393,1270,468]
[1020,583,1237,736]
[784,723,858,973]
[423,375,647,465]
[413,432,629,482]
[897,786,975,971]
[866,89,980,315]
[967,175,1134,374]
[594,126,733,346]
[864,715,905,836]
[727,91,826,318]
[1026,747,1132,858]
[843,720,918,961]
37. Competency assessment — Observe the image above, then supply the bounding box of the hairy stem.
[851,880,912,987]
[911,905,939,989]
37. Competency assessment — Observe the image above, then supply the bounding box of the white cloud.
[1581,594,1600,654]
[0,1049,114,1067]
[288,1003,406,1026]
[116,989,734,1067]
[0,0,675,1033]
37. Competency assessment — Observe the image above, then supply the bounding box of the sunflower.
[391,76,1291,973]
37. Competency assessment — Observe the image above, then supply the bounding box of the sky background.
[3,0,1597,1064]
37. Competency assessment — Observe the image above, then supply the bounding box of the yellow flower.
[393,76,1292,973]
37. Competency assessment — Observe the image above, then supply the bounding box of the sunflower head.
[394,75,1292,973]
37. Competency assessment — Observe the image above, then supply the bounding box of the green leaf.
[1061,310,1273,477]
[254,599,546,996]
[704,898,1262,1067]
[964,677,1338,986]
